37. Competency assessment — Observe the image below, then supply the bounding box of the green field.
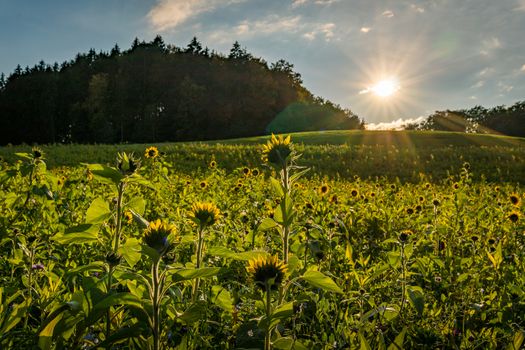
[1,131,525,182]
[0,131,524,349]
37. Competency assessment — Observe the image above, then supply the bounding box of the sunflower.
[189,202,221,227]
[508,211,520,223]
[199,181,208,189]
[144,146,159,159]
[432,199,440,206]
[398,230,413,243]
[209,160,217,169]
[32,146,44,160]
[319,184,329,195]
[261,134,293,166]
[510,194,520,206]
[252,168,260,176]
[117,152,140,176]
[247,255,287,290]
[242,167,251,176]
[351,189,359,197]
[143,219,177,255]
[406,207,414,215]
[124,211,133,225]
[453,182,460,190]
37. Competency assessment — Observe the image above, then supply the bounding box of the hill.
[1,130,524,183]
[0,37,362,145]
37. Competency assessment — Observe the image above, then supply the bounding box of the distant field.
[1,130,524,182]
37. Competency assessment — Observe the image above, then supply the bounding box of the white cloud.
[410,4,425,13]
[498,81,513,93]
[514,0,525,11]
[207,15,303,43]
[147,0,241,31]
[470,95,478,100]
[382,10,394,18]
[521,64,525,72]
[480,37,501,55]
[471,80,484,88]
[360,27,371,33]
[478,67,494,77]
[366,117,426,130]
[314,0,338,5]
[302,23,336,41]
[292,0,307,8]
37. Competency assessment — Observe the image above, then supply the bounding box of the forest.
[407,101,525,137]
[0,36,363,145]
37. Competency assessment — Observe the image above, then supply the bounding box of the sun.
[371,79,400,97]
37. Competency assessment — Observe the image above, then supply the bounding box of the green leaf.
[95,322,149,349]
[211,285,233,313]
[129,209,149,229]
[85,164,123,187]
[506,331,525,350]
[172,267,221,282]
[301,270,343,294]
[208,246,268,261]
[359,331,372,350]
[66,262,106,276]
[52,224,100,244]
[1,299,29,333]
[289,168,310,184]
[118,238,142,268]
[273,337,294,350]
[125,174,156,190]
[274,194,295,226]
[270,177,284,197]
[85,197,111,224]
[126,197,146,216]
[387,327,407,350]
[407,286,424,316]
[180,302,206,325]
[258,218,279,231]
[85,293,145,327]
[38,313,63,350]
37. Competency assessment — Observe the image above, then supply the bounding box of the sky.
[1,0,524,126]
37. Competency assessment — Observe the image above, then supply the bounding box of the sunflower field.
[0,134,524,349]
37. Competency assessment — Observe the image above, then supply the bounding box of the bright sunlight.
[371,78,400,97]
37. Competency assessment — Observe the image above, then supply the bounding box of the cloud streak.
[366,117,426,130]
[147,0,241,31]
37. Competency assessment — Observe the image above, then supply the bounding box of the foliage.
[0,36,362,145]
[0,136,524,349]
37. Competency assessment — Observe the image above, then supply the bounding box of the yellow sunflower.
[189,202,221,227]
[144,146,159,159]
[247,255,287,290]
[261,134,293,166]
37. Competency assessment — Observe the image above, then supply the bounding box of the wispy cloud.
[303,23,336,41]
[471,80,484,88]
[360,27,371,33]
[207,15,303,43]
[514,0,525,11]
[366,117,425,130]
[480,37,501,55]
[147,0,241,31]
[382,10,394,18]
[521,64,525,72]
[410,4,425,13]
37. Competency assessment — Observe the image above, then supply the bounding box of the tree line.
[405,101,525,137]
[0,36,363,145]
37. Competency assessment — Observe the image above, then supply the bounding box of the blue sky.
[1,0,524,125]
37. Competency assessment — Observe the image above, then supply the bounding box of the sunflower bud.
[105,252,121,268]
[261,134,293,167]
[117,152,140,176]
[247,255,287,291]
[189,202,221,228]
[143,219,177,256]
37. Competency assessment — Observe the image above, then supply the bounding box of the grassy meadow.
[0,130,524,349]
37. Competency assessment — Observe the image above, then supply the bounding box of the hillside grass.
[1,130,524,183]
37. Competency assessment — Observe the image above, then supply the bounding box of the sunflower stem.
[265,288,272,350]
[193,226,205,302]
[152,258,161,350]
